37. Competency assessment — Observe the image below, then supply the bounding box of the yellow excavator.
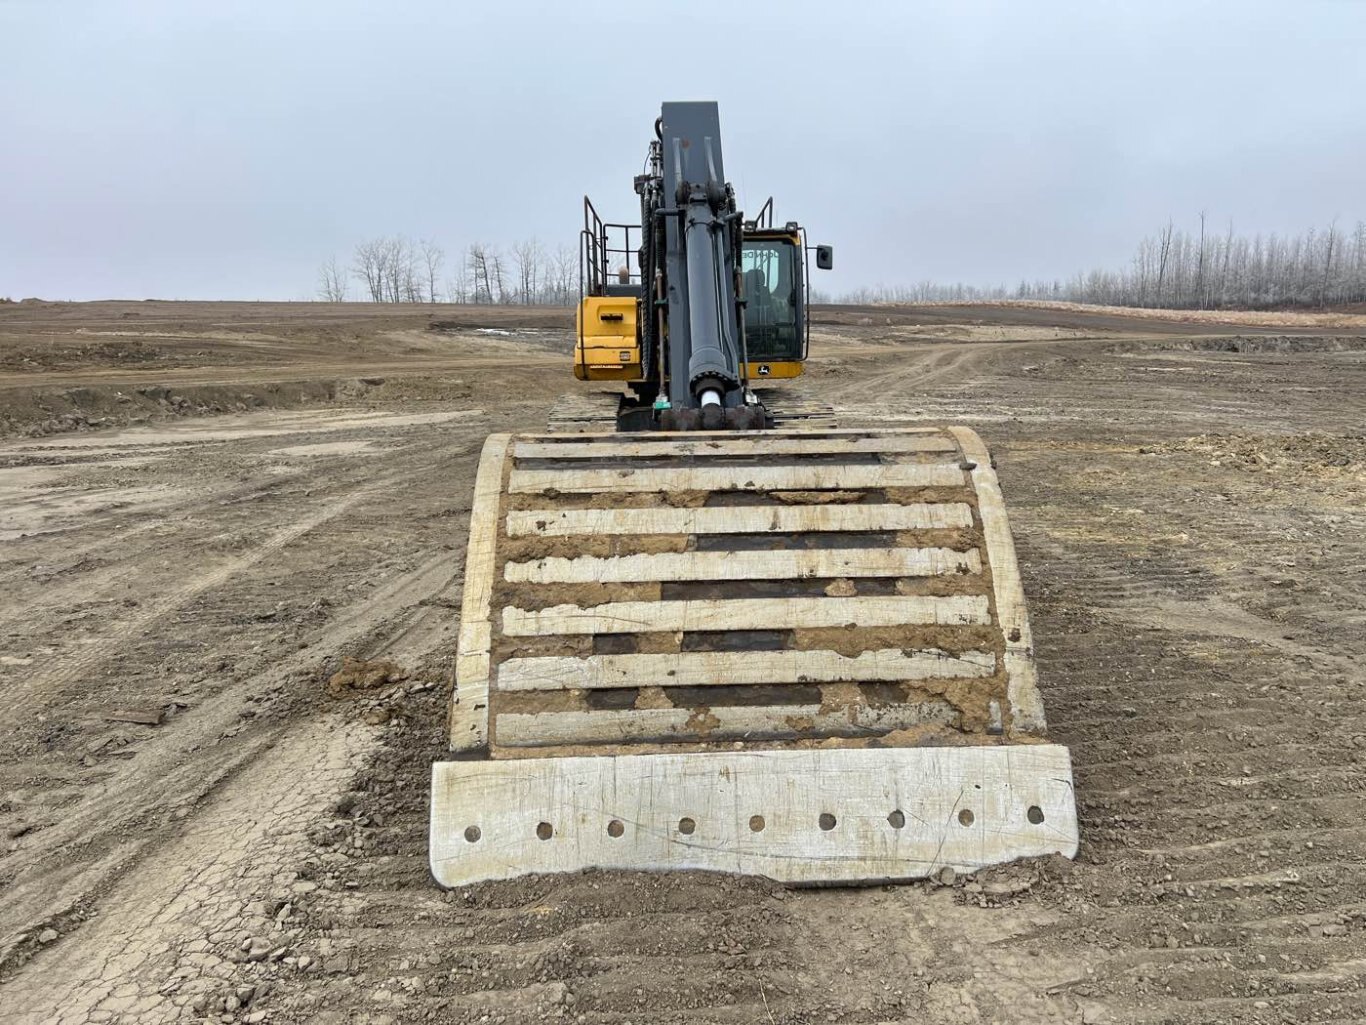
[429,102,1078,886]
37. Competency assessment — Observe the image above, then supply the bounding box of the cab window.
[740,239,802,361]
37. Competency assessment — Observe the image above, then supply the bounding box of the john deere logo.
[758,364,771,375]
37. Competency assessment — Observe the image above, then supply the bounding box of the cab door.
[740,232,805,378]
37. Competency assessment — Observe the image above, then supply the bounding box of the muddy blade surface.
[431,427,1078,885]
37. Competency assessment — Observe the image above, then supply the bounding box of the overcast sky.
[3,1,1364,301]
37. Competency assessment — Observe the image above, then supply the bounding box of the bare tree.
[317,256,348,302]
[1320,218,1338,307]
[348,236,436,303]
[549,243,577,304]
[490,249,508,304]
[1356,221,1366,284]
[447,260,470,304]
[467,244,492,303]
[1218,219,1234,301]
[1155,220,1174,307]
[513,238,541,304]
[352,239,385,302]
[1194,211,1207,309]
[380,237,410,303]
[420,239,444,303]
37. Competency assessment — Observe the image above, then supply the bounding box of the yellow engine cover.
[575,296,642,381]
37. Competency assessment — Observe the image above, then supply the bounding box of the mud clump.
[326,657,409,697]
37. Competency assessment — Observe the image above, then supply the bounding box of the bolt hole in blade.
[678,816,696,835]
[536,822,553,840]
[464,825,481,843]
[957,809,974,827]
[888,809,906,829]
[749,815,766,832]
[607,819,625,837]
[1027,805,1045,824]
[818,812,837,831]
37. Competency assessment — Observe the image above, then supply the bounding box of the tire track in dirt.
[4,485,376,720]
[0,427,474,725]
[817,339,1006,406]
[0,541,464,962]
[1003,429,1366,1025]
[0,520,166,589]
[2,716,377,1024]
[0,541,464,970]
[0,407,490,989]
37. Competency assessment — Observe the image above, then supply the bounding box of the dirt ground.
[1,300,1364,1024]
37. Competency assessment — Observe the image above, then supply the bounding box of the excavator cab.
[573,126,830,409]
[741,228,808,376]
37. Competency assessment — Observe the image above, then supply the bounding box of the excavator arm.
[656,102,747,425]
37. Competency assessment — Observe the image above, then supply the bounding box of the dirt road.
[1,301,1364,1023]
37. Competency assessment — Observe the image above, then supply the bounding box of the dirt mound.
[0,380,342,438]
[1156,431,1366,479]
[1115,334,1366,356]
[0,377,477,439]
[0,339,167,372]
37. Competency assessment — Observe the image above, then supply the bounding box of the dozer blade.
[430,427,1078,886]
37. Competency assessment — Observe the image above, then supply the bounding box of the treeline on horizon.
[317,238,578,306]
[836,218,1366,309]
[320,218,1366,310]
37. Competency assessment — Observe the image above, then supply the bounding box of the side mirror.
[815,245,834,270]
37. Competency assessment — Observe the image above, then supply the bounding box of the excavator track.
[430,427,1077,886]
[545,391,622,432]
